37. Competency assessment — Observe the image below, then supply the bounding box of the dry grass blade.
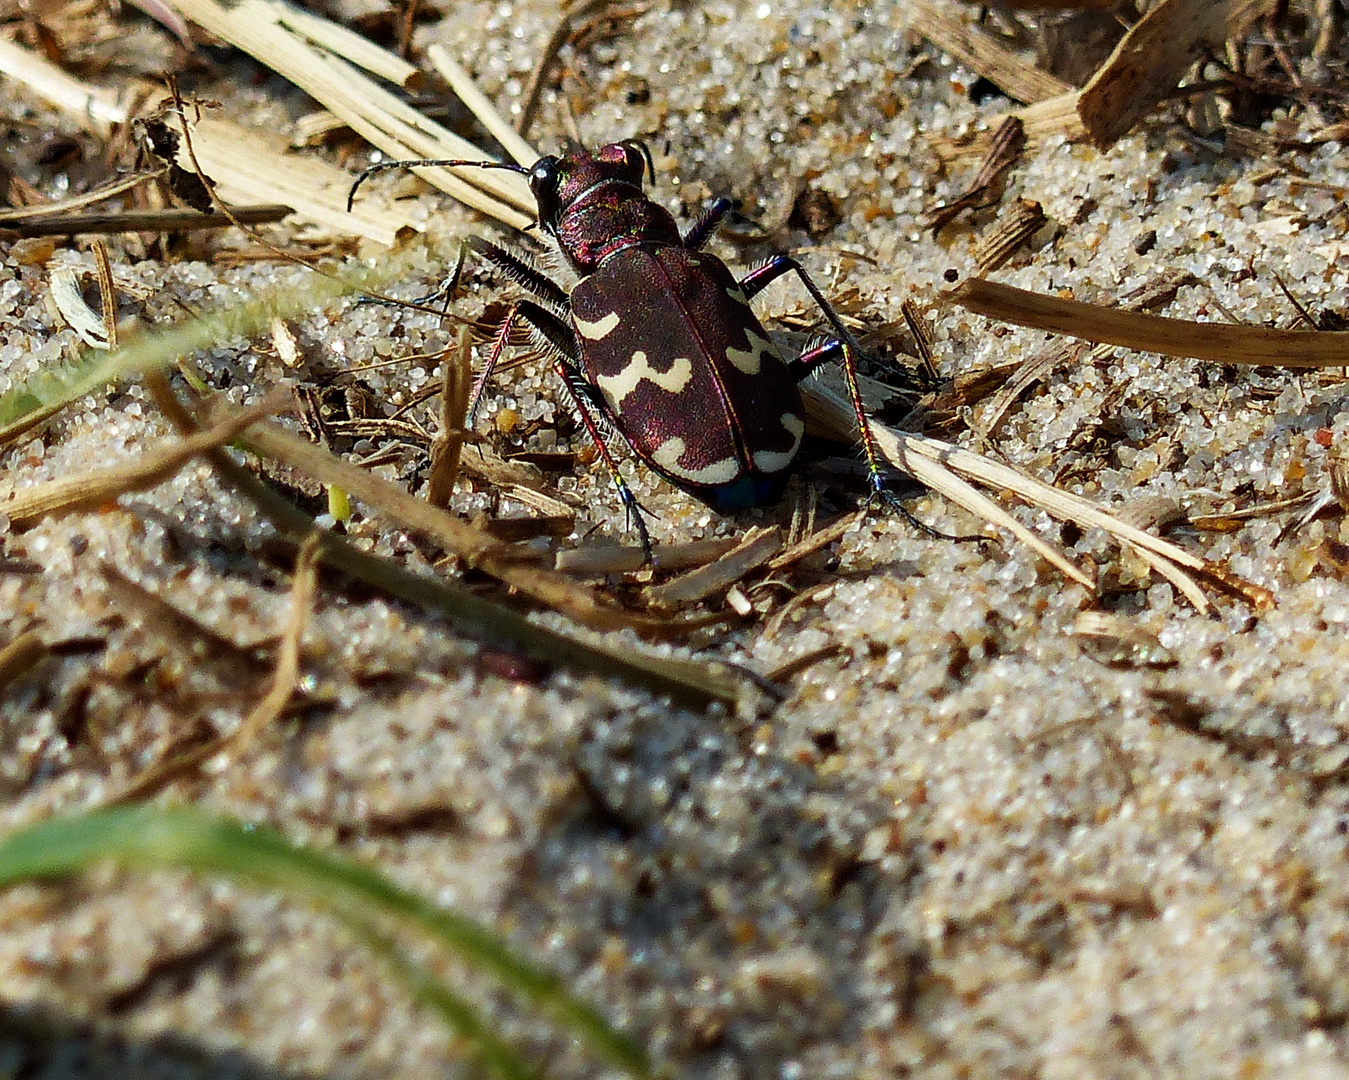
[2,393,286,530]
[198,399,689,636]
[515,0,627,137]
[424,44,538,168]
[0,38,412,245]
[0,171,166,223]
[647,527,785,607]
[907,0,1074,104]
[427,326,473,509]
[170,111,421,245]
[99,564,271,671]
[801,381,1223,609]
[229,532,320,750]
[951,278,1349,367]
[800,384,1090,587]
[884,422,1217,608]
[162,0,535,228]
[901,299,939,381]
[0,36,139,139]
[1077,0,1279,147]
[91,241,119,349]
[147,376,748,708]
[110,535,322,805]
[3,204,292,237]
[556,537,741,576]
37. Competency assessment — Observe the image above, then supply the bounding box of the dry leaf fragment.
[950,278,1349,369]
[1077,0,1279,147]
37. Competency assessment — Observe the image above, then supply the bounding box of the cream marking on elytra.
[724,326,779,375]
[751,413,805,473]
[597,350,694,406]
[574,310,621,340]
[651,438,740,484]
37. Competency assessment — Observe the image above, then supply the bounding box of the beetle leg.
[751,257,982,543]
[682,197,735,250]
[739,256,892,492]
[790,338,982,543]
[479,299,655,558]
[462,236,570,314]
[469,296,581,413]
[551,358,655,560]
[784,335,889,503]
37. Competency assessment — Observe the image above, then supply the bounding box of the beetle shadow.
[503,703,923,1078]
[0,1001,304,1080]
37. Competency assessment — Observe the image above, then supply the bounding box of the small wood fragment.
[908,0,1074,104]
[3,204,292,238]
[647,527,785,607]
[926,117,1025,235]
[427,326,473,508]
[765,511,864,573]
[1077,0,1279,148]
[974,196,1048,273]
[976,342,1085,437]
[1073,611,1177,670]
[0,631,48,694]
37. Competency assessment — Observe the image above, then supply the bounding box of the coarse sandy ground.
[3,1,1349,1078]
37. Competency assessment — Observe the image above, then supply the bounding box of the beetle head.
[528,142,650,230]
[532,142,678,272]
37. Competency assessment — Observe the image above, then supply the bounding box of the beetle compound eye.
[529,156,561,223]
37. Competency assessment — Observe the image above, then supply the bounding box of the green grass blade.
[0,803,648,1078]
[0,255,427,432]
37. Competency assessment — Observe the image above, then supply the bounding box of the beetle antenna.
[631,140,657,184]
[347,158,531,211]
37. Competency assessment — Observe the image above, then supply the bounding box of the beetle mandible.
[352,141,911,554]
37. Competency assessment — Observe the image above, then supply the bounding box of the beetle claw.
[867,476,987,545]
[619,489,656,564]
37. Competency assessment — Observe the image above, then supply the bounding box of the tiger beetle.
[350,142,956,556]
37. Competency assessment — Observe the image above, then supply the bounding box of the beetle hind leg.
[551,359,656,560]
[785,326,983,545]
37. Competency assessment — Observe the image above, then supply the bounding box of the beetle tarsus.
[868,477,986,544]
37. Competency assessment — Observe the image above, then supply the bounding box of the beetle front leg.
[464,235,570,314]
[683,197,735,251]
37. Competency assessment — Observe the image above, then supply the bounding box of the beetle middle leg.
[477,297,656,557]
[746,257,982,542]
[787,337,982,543]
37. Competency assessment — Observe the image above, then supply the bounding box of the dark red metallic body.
[536,144,806,511]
